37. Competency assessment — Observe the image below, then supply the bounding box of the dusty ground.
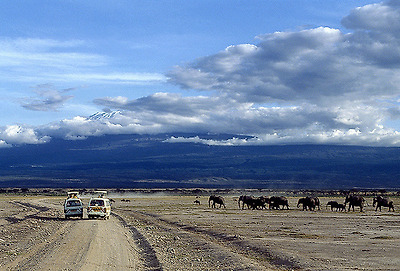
[1,192,400,270]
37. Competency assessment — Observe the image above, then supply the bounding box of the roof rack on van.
[67,191,80,198]
[94,190,108,198]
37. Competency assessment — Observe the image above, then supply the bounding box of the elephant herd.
[237,195,289,210]
[208,194,395,212]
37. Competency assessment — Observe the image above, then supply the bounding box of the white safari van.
[87,191,111,219]
[64,191,84,219]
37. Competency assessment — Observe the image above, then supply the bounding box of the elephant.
[337,203,345,212]
[344,195,365,212]
[209,195,226,208]
[238,195,254,209]
[269,196,289,210]
[373,196,394,212]
[314,197,321,210]
[326,201,339,211]
[250,196,269,210]
[326,201,345,211]
[297,197,317,211]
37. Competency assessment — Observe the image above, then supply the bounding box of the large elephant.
[269,196,289,210]
[297,197,317,211]
[326,201,339,211]
[344,195,365,212]
[209,195,226,208]
[373,196,394,212]
[238,195,254,209]
[250,196,269,210]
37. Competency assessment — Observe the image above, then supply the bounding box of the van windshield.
[90,199,104,206]
[66,200,81,207]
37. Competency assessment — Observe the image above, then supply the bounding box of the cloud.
[0,125,50,145]
[168,25,400,105]
[0,38,105,69]
[0,140,10,148]
[158,1,400,146]
[164,136,259,146]
[58,72,166,84]
[94,92,233,116]
[341,1,400,33]
[0,38,164,85]
[21,84,74,111]
[0,38,86,52]
[5,1,400,147]
[90,92,398,145]
[341,1,400,69]
[11,98,400,147]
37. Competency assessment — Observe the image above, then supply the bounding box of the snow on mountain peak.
[88,111,122,120]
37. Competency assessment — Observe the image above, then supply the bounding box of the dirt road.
[2,199,142,271]
[7,218,141,270]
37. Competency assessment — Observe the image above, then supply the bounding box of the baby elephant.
[336,203,345,212]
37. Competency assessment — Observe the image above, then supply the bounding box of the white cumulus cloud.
[0,125,50,145]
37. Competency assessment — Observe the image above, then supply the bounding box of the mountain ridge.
[1,133,399,189]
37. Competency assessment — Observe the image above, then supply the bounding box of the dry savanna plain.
[1,190,400,270]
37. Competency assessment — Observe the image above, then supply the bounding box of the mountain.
[87,111,122,120]
[1,133,400,189]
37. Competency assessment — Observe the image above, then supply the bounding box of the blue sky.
[3,0,400,147]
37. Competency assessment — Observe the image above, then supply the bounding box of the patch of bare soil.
[0,196,66,269]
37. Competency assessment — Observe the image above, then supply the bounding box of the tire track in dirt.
[172,222,301,270]
[114,208,282,270]
[115,208,302,270]
[112,212,163,271]
[13,201,50,212]
[4,201,52,224]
